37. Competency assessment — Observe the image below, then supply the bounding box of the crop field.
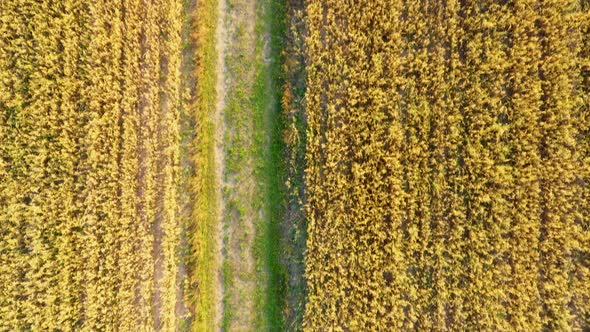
[0,0,588,331]
[304,0,590,330]
[0,0,183,329]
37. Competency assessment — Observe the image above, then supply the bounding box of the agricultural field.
[304,0,590,330]
[0,0,588,331]
[0,0,184,329]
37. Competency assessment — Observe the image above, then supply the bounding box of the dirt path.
[201,0,287,329]
[215,0,260,329]
[214,0,228,328]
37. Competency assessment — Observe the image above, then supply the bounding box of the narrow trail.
[221,0,260,329]
[214,0,260,329]
[210,0,285,329]
[214,0,228,328]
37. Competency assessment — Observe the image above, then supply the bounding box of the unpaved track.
[215,0,260,329]
[214,0,228,328]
